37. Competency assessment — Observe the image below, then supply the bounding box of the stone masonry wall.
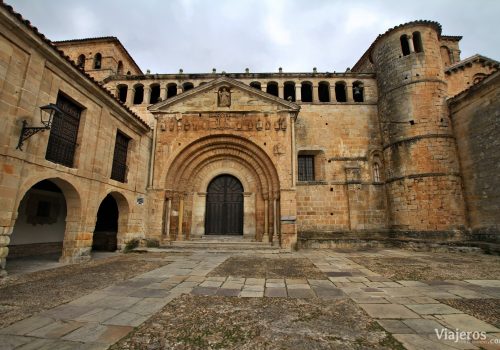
[450,72,500,241]
[0,8,152,276]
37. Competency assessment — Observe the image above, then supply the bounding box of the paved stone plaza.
[0,249,499,349]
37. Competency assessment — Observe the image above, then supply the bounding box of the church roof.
[0,1,150,130]
[445,54,499,75]
[53,36,143,75]
[448,70,500,103]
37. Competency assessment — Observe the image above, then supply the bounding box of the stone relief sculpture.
[218,87,231,107]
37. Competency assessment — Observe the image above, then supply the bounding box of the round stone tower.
[371,21,466,237]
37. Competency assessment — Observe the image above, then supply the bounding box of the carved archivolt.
[163,135,280,199]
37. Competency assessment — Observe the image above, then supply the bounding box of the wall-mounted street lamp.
[16,103,62,151]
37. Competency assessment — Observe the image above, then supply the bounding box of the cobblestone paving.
[0,249,499,349]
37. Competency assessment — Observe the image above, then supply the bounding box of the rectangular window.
[111,131,130,183]
[45,94,82,167]
[298,155,315,181]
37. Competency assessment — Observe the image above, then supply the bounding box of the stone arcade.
[0,2,499,276]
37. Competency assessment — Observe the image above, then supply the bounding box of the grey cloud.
[7,0,500,73]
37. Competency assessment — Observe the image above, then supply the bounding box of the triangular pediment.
[148,76,300,114]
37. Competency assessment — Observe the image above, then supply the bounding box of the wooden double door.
[205,175,243,235]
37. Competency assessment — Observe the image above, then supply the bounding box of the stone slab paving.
[1,248,499,349]
[301,250,500,350]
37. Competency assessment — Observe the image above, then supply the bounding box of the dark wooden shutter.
[45,94,81,167]
[111,132,130,182]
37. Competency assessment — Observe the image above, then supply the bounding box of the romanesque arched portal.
[163,134,281,243]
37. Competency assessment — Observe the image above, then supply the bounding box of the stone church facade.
[0,3,499,276]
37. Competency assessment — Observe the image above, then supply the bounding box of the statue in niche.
[218,87,231,107]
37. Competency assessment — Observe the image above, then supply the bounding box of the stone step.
[158,238,286,252]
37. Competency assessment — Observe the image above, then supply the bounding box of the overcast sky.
[7,0,500,74]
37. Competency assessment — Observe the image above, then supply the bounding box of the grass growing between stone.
[350,252,500,280]
[0,252,176,328]
[110,294,403,350]
[438,298,500,328]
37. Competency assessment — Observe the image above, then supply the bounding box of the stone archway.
[93,195,118,251]
[5,177,82,271]
[163,135,280,243]
[92,191,130,251]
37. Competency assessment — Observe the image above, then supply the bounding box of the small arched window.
[93,53,102,69]
[77,54,85,69]
[413,31,423,53]
[400,35,410,56]
[167,83,177,98]
[182,82,194,92]
[150,84,161,104]
[117,61,123,75]
[117,84,128,103]
[133,84,144,105]
[284,81,296,101]
[301,81,313,102]
[353,81,364,103]
[250,81,261,90]
[335,82,346,102]
[266,81,278,97]
[318,81,330,102]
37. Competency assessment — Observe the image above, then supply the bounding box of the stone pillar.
[295,84,302,102]
[312,85,319,103]
[408,35,415,53]
[346,84,353,102]
[177,197,184,241]
[262,199,269,243]
[143,86,151,105]
[177,86,183,95]
[126,86,134,106]
[278,83,284,99]
[330,85,336,102]
[262,83,267,94]
[160,86,168,101]
[0,227,11,277]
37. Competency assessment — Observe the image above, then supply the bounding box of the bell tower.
[371,21,466,237]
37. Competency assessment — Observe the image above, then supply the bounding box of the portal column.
[163,197,171,240]
[177,196,184,241]
[263,198,269,243]
[272,197,278,244]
